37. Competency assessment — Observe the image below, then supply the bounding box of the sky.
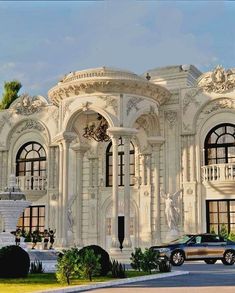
[0,1,235,98]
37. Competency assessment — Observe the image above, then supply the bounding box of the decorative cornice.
[48,68,171,106]
[198,65,235,93]
[16,119,45,134]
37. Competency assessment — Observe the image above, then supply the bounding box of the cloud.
[0,1,234,98]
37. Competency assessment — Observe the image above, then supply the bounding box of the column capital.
[53,131,77,144]
[107,127,138,138]
[71,143,90,153]
[147,136,165,146]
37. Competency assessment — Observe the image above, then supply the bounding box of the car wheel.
[170,250,185,266]
[222,250,235,265]
[204,259,217,264]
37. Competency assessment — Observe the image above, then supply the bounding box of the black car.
[151,233,235,266]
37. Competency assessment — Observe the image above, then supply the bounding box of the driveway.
[85,261,235,293]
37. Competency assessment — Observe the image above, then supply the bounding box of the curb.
[36,271,189,293]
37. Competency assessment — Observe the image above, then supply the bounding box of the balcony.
[16,175,47,191]
[202,163,235,182]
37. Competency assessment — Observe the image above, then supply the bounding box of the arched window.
[106,138,135,187]
[204,124,235,165]
[16,142,46,181]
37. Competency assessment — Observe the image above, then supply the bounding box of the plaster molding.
[98,95,118,115]
[198,65,235,93]
[182,88,201,114]
[165,111,177,129]
[126,97,144,115]
[10,94,47,116]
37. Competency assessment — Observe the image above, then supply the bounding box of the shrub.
[130,247,143,271]
[110,259,126,278]
[228,231,235,242]
[56,247,80,285]
[30,259,44,274]
[158,257,172,272]
[140,248,159,274]
[78,245,110,276]
[0,245,30,278]
[219,224,228,239]
[77,249,101,281]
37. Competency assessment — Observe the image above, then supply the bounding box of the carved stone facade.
[0,65,235,260]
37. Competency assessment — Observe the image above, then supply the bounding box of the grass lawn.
[0,271,159,293]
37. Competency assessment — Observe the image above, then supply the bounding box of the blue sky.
[0,1,235,98]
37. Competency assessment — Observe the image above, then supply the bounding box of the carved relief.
[198,66,235,93]
[127,97,143,115]
[99,95,118,114]
[0,112,12,134]
[63,99,74,119]
[16,120,45,134]
[165,111,177,129]
[12,94,46,115]
[183,89,201,114]
[203,98,235,115]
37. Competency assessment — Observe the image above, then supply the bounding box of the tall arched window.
[106,138,135,187]
[16,142,46,189]
[204,123,235,165]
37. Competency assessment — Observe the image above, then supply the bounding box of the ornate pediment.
[10,94,47,115]
[198,66,235,93]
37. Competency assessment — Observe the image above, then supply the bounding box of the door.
[118,216,124,250]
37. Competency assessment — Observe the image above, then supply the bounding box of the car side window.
[195,236,202,244]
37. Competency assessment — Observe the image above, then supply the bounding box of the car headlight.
[159,248,170,253]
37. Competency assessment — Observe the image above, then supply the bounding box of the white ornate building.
[1,65,235,257]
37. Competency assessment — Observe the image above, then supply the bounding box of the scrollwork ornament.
[13,94,46,115]
[198,66,235,93]
[165,111,177,129]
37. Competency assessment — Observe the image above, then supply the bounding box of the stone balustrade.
[16,175,47,191]
[202,163,235,182]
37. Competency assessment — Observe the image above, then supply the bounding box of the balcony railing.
[202,163,235,182]
[16,175,47,191]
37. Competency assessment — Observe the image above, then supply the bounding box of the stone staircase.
[27,250,58,273]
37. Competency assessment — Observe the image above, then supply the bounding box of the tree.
[56,247,80,285]
[0,80,22,110]
[219,224,228,239]
[77,249,101,281]
[130,247,143,272]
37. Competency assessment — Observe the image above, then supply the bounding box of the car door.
[185,236,208,259]
[206,235,226,258]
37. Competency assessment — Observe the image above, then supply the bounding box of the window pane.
[217,134,234,144]
[230,224,235,233]
[39,208,45,216]
[39,217,44,227]
[209,201,218,212]
[25,144,32,152]
[24,208,30,217]
[24,217,30,227]
[209,213,218,223]
[210,225,218,234]
[219,202,227,212]
[230,202,235,212]
[32,208,38,217]
[230,213,235,223]
[219,213,228,223]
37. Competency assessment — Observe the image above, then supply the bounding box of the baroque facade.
[1,65,235,257]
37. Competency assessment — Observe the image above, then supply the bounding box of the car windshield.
[168,235,192,244]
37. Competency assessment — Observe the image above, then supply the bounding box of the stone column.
[148,137,165,245]
[123,136,132,248]
[110,135,119,248]
[61,139,70,246]
[72,144,88,247]
[57,143,63,243]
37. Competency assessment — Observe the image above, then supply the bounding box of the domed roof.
[48,66,171,106]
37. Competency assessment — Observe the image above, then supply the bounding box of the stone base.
[0,233,28,249]
[110,247,133,264]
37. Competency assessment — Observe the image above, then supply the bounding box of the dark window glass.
[207,200,235,235]
[16,142,46,190]
[205,124,235,165]
[106,138,135,187]
[17,205,45,233]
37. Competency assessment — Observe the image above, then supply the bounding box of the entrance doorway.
[118,216,124,249]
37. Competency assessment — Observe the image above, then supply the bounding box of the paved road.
[84,261,235,293]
